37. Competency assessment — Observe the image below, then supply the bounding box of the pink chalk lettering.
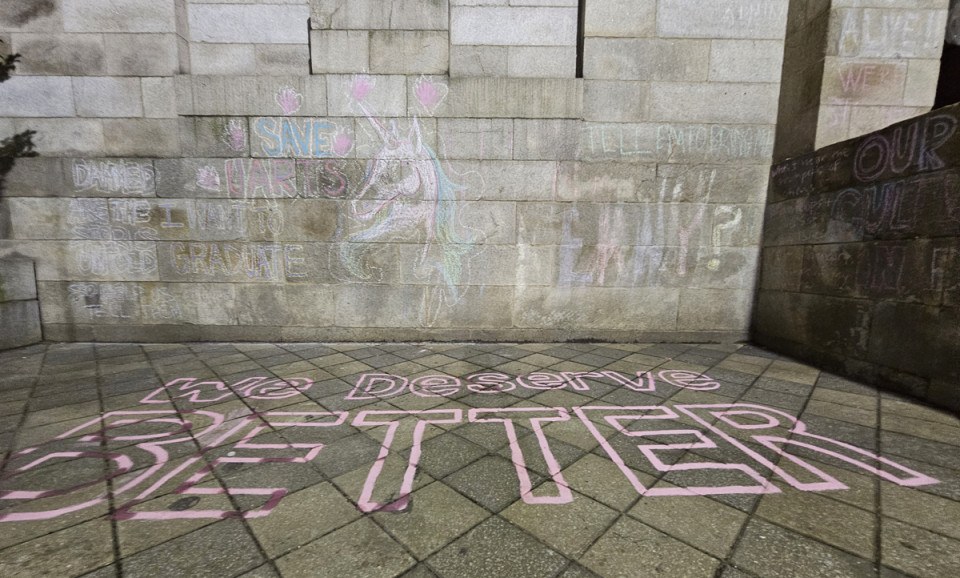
[677,404,938,491]
[575,406,779,497]
[222,120,247,152]
[0,399,938,523]
[516,372,566,390]
[352,409,462,512]
[657,370,720,391]
[600,370,656,392]
[465,372,516,394]
[410,375,462,397]
[469,408,574,505]
[346,373,409,400]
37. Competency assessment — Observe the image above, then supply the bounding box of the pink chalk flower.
[275,86,303,116]
[414,76,447,115]
[195,165,221,192]
[350,74,375,102]
[222,119,246,152]
[332,131,354,156]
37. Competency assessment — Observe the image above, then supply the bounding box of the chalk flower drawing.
[339,74,480,325]
[222,119,246,152]
[414,75,447,115]
[195,165,221,192]
[275,86,303,116]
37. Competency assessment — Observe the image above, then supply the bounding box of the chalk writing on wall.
[337,75,481,326]
[853,113,958,182]
[0,373,937,521]
[72,159,156,196]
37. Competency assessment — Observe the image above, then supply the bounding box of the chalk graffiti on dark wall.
[853,113,957,182]
[67,282,182,321]
[0,372,937,521]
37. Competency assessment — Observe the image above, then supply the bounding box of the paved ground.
[0,341,958,578]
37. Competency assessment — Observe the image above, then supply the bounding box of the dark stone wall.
[754,102,960,411]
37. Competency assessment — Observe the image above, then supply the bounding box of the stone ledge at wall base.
[39,324,749,346]
[755,101,960,413]
[0,256,42,350]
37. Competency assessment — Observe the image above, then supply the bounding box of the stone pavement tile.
[881,483,960,540]
[797,414,879,454]
[490,360,541,376]
[776,456,877,512]
[557,562,601,577]
[540,418,605,452]
[561,453,652,511]
[373,481,490,559]
[802,399,877,428]
[79,564,118,577]
[516,353,564,367]
[324,360,374,378]
[116,495,221,557]
[30,389,99,411]
[388,392,452,412]
[811,388,877,408]
[881,413,960,446]
[0,482,110,550]
[122,518,264,577]
[738,387,808,412]
[248,482,361,558]
[427,516,567,578]
[598,388,666,407]
[312,431,383,479]
[755,490,875,558]
[0,399,26,417]
[435,360,484,376]
[657,360,711,374]
[525,389,596,409]
[0,517,115,578]
[580,516,720,578]
[497,432,584,478]
[881,518,960,578]
[332,456,436,507]
[881,431,960,471]
[418,433,487,479]
[501,489,618,557]
[762,360,820,385]
[629,490,748,558]
[275,517,415,578]
[669,389,739,405]
[21,400,103,429]
[753,376,815,397]
[707,367,759,386]
[0,413,23,433]
[416,354,464,369]
[880,397,960,427]
[238,564,280,577]
[731,519,875,578]
[881,455,960,502]
[443,455,543,513]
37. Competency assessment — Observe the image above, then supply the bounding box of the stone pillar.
[0,256,42,350]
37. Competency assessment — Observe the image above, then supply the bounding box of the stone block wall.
[0,256,42,349]
[755,103,960,410]
[2,1,788,342]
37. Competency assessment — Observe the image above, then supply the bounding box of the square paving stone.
[731,519,875,578]
[248,482,361,558]
[496,432,585,478]
[332,455,436,507]
[443,455,545,513]
[122,518,264,577]
[313,432,383,479]
[580,516,720,578]
[0,518,115,577]
[629,489,748,558]
[116,494,221,557]
[275,517,415,578]
[427,516,567,578]
[560,453,652,511]
[881,483,960,540]
[755,490,874,558]
[418,433,488,479]
[373,481,490,559]
[881,517,960,578]
[501,489,619,557]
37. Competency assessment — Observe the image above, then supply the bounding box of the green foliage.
[0,39,37,194]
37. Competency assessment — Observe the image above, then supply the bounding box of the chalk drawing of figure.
[338,75,479,325]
